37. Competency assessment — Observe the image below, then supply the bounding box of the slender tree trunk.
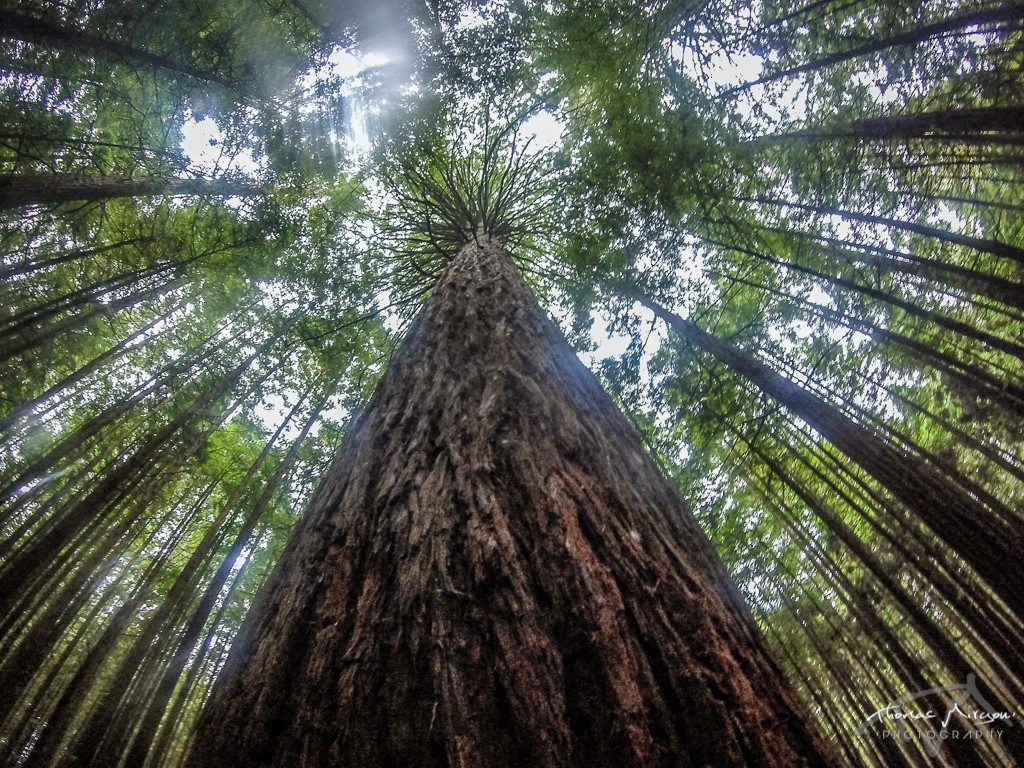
[0,236,158,280]
[752,442,1024,682]
[759,106,1024,145]
[0,328,230,511]
[0,348,259,616]
[0,272,191,361]
[1,262,173,336]
[765,622,864,768]
[714,267,1024,418]
[0,308,176,437]
[641,297,1024,619]
[743,196,1024,265]
[763,226,1024,311]
[774,590,932,768]
[708,236,1024,362]
[186,237,833,768]
[143,549,260,768]
[777,429,1024,680]
[7,487,209,764]
[746,449,1024,765]
[0,173,258,211]
[56,398,316,768]
[763,0,863,29]
[114,403,324,768]
[723,4,1024,97]
[0,10,243,92]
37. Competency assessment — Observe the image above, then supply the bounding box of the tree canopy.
[1,0,1022,766]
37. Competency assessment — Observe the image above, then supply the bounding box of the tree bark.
[743,196,1024,266]
[0,10,243,92]
[641,297,1024,620]
[758,106,1024,146]
[0,174,258,211]
[723,4,1024,97]
[763,226,1024,312]
[186,237,833,768]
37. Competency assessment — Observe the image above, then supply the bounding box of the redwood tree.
[185,235,833,768]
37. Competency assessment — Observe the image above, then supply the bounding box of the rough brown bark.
[186,237,833,768]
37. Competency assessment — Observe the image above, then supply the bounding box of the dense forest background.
[1,0,1022,765]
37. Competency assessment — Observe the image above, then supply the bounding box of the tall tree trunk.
[707,235,1024,362]
[743,196,1024,265]
[0,10,243,92]
[113,402,324,768]
[723,4,1024,97]
[0,308,176,437]
[0,347,260,617]
[761,226,1024,312]
[714,266,1024,419]
[758,106,1024,146]
[0,236,158,280]
[0,174,258,211]
[640,297,1024,619]
[186,237,833,768]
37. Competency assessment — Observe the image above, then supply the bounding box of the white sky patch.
[674,41,764,91]
[522,109,566,151]
[251,393,290,435]
[578,303,662,385]
[455,7,487,30]
[180,113,264,177]
[345,93,372,160]
[582,307,632,364]
[932,203,967,232]
[295,47,392,163]
[805,284,834,309]
[673,38,811,134]
[712,52,764,90]
[853,68,902,107]
[180,116,224,172]
[328,48,390,81]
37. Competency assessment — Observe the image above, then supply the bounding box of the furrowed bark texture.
[186,238,832,768]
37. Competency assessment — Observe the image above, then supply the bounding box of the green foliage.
[1,0,1023,766]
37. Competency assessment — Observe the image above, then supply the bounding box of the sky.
[176,42,780,430]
